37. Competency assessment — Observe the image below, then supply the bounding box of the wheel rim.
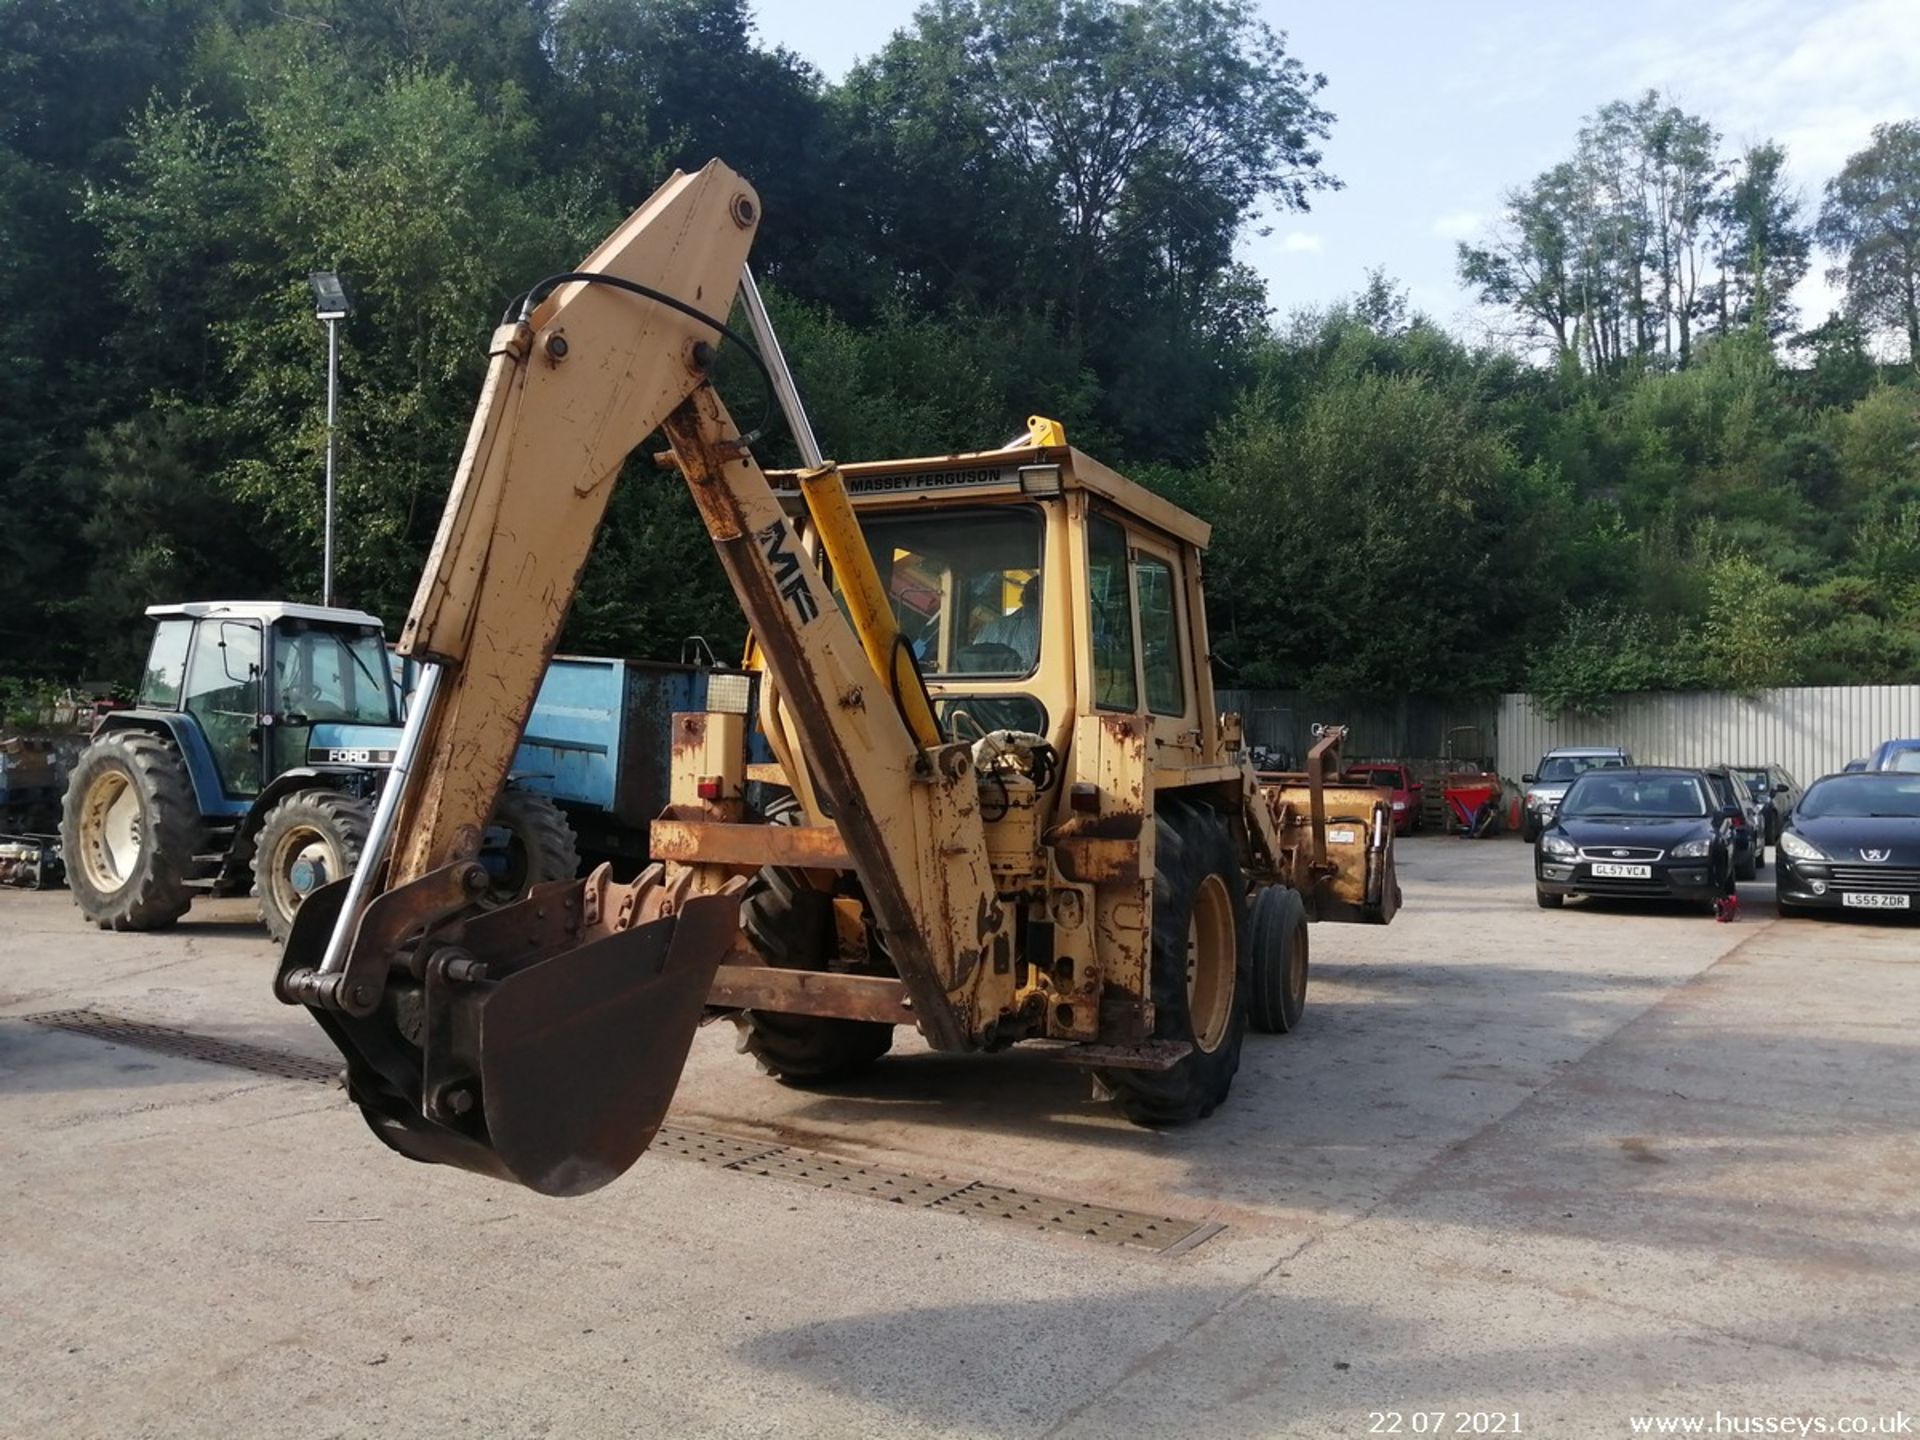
[268,823,341,923]
[78,770,142,893]
[1185,873,1236,1053]
[1286,918,1309,1011]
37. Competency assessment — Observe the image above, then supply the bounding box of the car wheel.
[1535,889,1563,909]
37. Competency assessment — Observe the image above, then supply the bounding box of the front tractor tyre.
[254,791,372,945]
[1098,801,1252,1125]
[737,789,893,1085]
[737,869,895,1084]
[61,732,203,931]
[1247,885,1309,1035]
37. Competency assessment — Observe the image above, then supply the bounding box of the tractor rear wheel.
[61,731,202,931]
[254,791,372,945]
[1247,884,1308,1034]
[1098,801,1251,1125]
[737,791,893,1085]
[482,789,582,904]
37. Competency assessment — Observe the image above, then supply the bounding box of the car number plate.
[1842,892,1910,909]
[1327,828,1358,844]
[1590,862,1652,879]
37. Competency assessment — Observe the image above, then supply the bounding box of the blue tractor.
[60,601,579,940]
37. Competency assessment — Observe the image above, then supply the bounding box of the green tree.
[1710,141,1809,338]
[1818,120,1920,367]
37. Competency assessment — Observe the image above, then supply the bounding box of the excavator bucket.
[279,868,736,1196]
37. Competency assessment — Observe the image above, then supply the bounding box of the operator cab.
[769,439,1213,776]
[140,601,399,802]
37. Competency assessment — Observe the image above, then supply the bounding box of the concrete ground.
[2,836,1915,1439]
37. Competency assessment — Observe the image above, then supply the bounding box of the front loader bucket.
[281,870,737,1196]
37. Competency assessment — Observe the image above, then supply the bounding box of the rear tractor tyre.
[60,731,203,931]
[1247,885,1308,1035]
[254,791,372,945]
[483,789,582,904]
[1098,801,1252,1125]
[738,790,893,1085]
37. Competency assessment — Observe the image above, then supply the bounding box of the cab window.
[141,619,193,708]
[854,508,1043,678]
[183,619,262,796]
[273,626,397,724]
[1136,555,1183,716]
[1087,515,1137,710]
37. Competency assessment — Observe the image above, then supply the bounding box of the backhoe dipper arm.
[389,163,761,882]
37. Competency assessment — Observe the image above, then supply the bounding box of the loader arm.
[274,160,1010,1196]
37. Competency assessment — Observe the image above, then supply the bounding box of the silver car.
[1520,745,1634,842]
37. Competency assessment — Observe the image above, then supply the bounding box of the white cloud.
[1277,231,1325,254]
[1430,209,1485,240]
[1624,0,1918,193]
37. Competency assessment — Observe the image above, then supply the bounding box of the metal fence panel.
[1217,690,1498,768]
[1495,686,1920,786]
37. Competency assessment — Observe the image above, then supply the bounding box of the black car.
[1775,771,1920,918]
[1724,763,1800,844]
[1534,766,1737,912]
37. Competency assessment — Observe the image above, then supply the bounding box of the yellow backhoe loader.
[276,160,1398,1197]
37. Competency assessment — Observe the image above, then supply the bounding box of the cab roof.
[768,442,1211,550]
[146,600,386,630]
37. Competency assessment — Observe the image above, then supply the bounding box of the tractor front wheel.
[1247,884,1309,1035]
[61,731,203,931]
[254,791,372,945]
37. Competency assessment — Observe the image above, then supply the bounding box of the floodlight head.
[309,271,351,320]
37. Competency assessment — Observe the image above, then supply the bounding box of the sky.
[746,0,1920,341]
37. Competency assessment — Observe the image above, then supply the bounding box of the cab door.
[182,618,265,798]
[1129,533,1198,759]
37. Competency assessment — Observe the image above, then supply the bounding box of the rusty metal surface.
[1049,836,1142,885]
[650,818,853,870]
[1030,1038,1193,1071]
[709,965,914,1023]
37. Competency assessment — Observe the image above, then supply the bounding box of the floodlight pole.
[322,312,339,607]
[309,270,350,609]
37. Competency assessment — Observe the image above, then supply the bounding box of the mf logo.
[1861,848,1891,863]
[756,520,819,626]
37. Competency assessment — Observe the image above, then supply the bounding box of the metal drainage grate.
[22,1010,343,1084]
[658,1124,1222,1255]
[19,1011,1224,1256]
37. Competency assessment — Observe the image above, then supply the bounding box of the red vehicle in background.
[1345,761,1424,835]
